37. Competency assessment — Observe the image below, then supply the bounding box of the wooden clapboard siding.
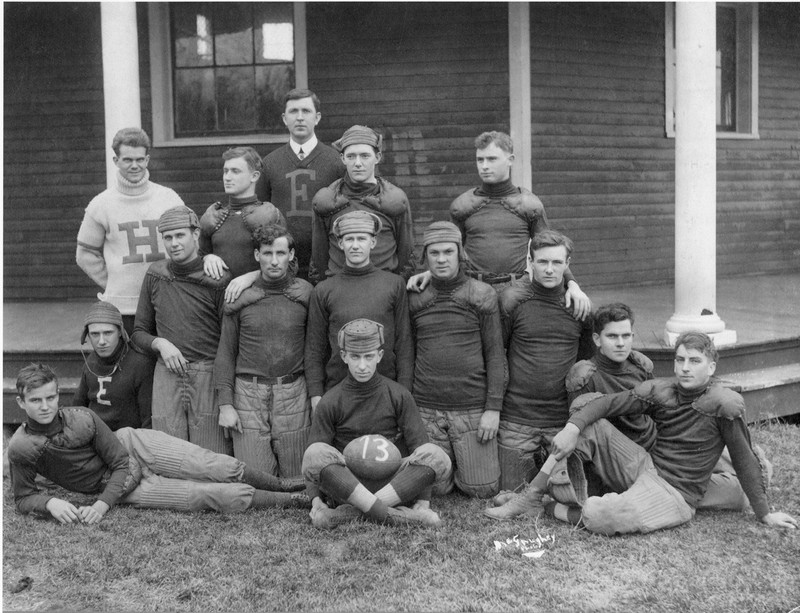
[3,2,106,301]
[717,3,800,279]
[529,3,800,289]
[307,2,510,248]
[312,2,509,249]
[528,3,673,289]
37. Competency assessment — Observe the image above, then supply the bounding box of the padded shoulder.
[694,383,746,420]
[199,202,226,235]
[145,259,172,280]
[566,359,598,393]
[284,278,313,308]
[51,408,98,449]
[455,278,499,314]
[407,285,437,314]
[449,189,484,222]
[224,285,266,315]
[498,278,534,317]
[196,269,232,290]
[241,202,285,232]
[147,259,229,288]
[374,179,410,217]
[503,187,545,220]
[7,424,44,465]
[631,378,677,406]
[628,350,654,374]
[312,179,348,216]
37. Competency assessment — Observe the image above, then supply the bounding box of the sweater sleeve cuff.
[217,388,234,407]
[567,415,588,432]
[484,396,503,413]
[307,381,324,398]
[131,332,158,355]
[752,499,771,520]
[97,491,121,510]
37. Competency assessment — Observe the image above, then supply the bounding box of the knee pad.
[118,455,144,498]
[452,432,500,498]
[275,427,310,478]
[548,455,588,506]
[498,445,536,492]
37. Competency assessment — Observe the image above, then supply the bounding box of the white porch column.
[101,2,142,189]
[508,3,532,191]
[665,2,736,347]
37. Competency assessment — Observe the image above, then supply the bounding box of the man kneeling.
[8,364,307,524]
[302,319,451,529]
[484,332,797,534]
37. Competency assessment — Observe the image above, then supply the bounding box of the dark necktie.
[298,148,305,161]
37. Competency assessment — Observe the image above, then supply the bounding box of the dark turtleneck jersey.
[215,273,312,405]
[450,178,573,284]
[311,176,415,281]
[305,372,430,499]
[132,256,230,363]
[568,379,770,516]
[74,340,155,431]
[500,278,593,428]
[8,408,130,515]
[452,178,547,275]
[408,270,505,412]
[567,350,657,449]
[199,195,284,279]
[305,263,413,397]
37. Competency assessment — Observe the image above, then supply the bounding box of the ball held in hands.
[344,434,402,480]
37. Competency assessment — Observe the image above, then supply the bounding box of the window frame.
[149,2,307,147]
[664,2,759,139]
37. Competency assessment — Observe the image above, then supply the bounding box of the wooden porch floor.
[586,272,800,351]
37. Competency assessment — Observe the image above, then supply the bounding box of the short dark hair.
[474,131,513,154]
[16,363,58,399]
[223,146,263,173]
[530,229,573,259]
[252,224,295,252]
[112,127,151,156]
[675,331,719,362]
[283,88,321,113]
[593,303,635,335]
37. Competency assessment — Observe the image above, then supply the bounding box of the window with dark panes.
[171,3,295,137]
[716,7,737,132]
[665,3,757,138]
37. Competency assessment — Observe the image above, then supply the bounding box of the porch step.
[717,363,800,422]
[4,350,86,380]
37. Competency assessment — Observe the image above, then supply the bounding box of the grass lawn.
[3,421,799,613]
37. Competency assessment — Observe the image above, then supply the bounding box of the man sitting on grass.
[565,303,772,512]
[485,332,797,534]
[302,319,451,529]
[8,364,308,524]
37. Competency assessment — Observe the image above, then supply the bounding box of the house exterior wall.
[137,2,511,248]
[717,3,800,278]
[528,3,799,288]
[3,2,798,301]
[3,2,106,300]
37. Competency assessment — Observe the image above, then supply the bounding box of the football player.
[301,319,451,528]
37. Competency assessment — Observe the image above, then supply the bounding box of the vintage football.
[343,434,402,480]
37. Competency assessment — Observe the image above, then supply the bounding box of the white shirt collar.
[289,135,318,157]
